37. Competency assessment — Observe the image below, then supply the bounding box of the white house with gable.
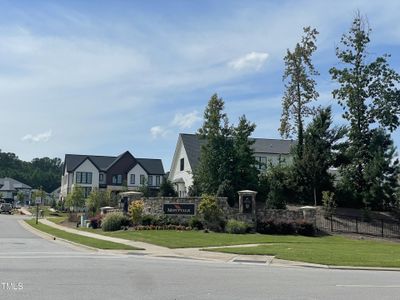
[169,133,296,197]
[60,151,165,200]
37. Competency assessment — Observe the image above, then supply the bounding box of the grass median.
[79,228,320,248]
[206,236,400,268]
[25,219,141,251]
[77,227,400,267]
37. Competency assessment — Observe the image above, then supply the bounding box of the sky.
[0,0,399,171]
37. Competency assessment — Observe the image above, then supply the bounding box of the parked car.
[0,203,12,214]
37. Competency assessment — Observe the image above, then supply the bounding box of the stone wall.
[139,197,316,225]
[141,197,234,223]
[257,208,316,224]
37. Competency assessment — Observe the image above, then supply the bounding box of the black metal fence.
[316,213,400,238]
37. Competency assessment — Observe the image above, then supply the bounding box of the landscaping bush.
[102,212,129,232]
[278,221,296,234]
[89,214,102,229]
[296,220,315,236]
[133,225,190,231]
[322,191,336,218]
[188,216,204,230]
[256,219,315,236]
[225,219,248,234]
[198,195,224,232]
[128,200,144,225]
[141,214,158,226]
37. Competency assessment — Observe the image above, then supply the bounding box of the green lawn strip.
[25,219,141,251]
[46,216,67,224]
[206,237,400,268]
[78,228,332,248]
[28,206,68,219]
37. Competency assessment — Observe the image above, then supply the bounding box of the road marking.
[0,255,125,259]
[336,285,400,288]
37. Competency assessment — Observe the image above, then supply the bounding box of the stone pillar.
[238,190,257,215]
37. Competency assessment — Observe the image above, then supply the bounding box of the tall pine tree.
[280,26,319,158]
[293,107,345,205]
[330,13,400,208]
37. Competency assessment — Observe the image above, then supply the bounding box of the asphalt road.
[1,214,400,300]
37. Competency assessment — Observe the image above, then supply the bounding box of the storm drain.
[126,252,147,256]
[232,259,267,264]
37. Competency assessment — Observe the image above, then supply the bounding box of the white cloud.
[171,111,201,129]
[21,130,52,143]
[228,52,269,71]
[150,126,169,139]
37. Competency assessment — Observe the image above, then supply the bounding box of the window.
[76,172,92,184]
[148,176,153,186]
[112,175,123,185]
[255,156,267,170]
[99,174,104,182]
[156,176,161,186]
[140,175,145,185]
[130,174,135,184]
[76,172,81,183]
[180,158,184,171]
[83,187,92,198]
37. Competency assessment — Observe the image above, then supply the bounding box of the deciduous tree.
[330,13,400,208]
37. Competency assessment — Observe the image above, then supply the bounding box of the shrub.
[296,220,315,236]
[89,214,102,229]
[225,219,248,234]
[158,179,178,197]
[198,195,223,231]
[322,191,336,217]
[132,225,191,231]
[128,200,144,225]
[102,212,129,232]
[188,216,204,230]
[256,219,315,236]
[141,214,157,226]
[277,220,296,234]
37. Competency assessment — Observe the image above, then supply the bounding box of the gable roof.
[64,152,165,175]
[179,133,296,171]
[0,177,32,191]
[136,158,165,175]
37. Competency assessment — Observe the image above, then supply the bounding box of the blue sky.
[0,0,399,171]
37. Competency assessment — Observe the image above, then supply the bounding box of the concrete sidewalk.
[19,206,32,216]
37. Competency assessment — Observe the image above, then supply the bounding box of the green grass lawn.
[207,236,400,268]
[76,227,400,267]
[79,227,327,248]
[25,219,141,251]
[28,206,68,218]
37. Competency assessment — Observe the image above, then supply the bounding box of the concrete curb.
[19,219,99,253]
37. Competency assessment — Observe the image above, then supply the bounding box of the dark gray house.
[60,151,165,200]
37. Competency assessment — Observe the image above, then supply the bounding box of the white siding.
[168,138,193,196]
[127,164,148,187]
[73,159,99,189]
[60,167,71,198]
